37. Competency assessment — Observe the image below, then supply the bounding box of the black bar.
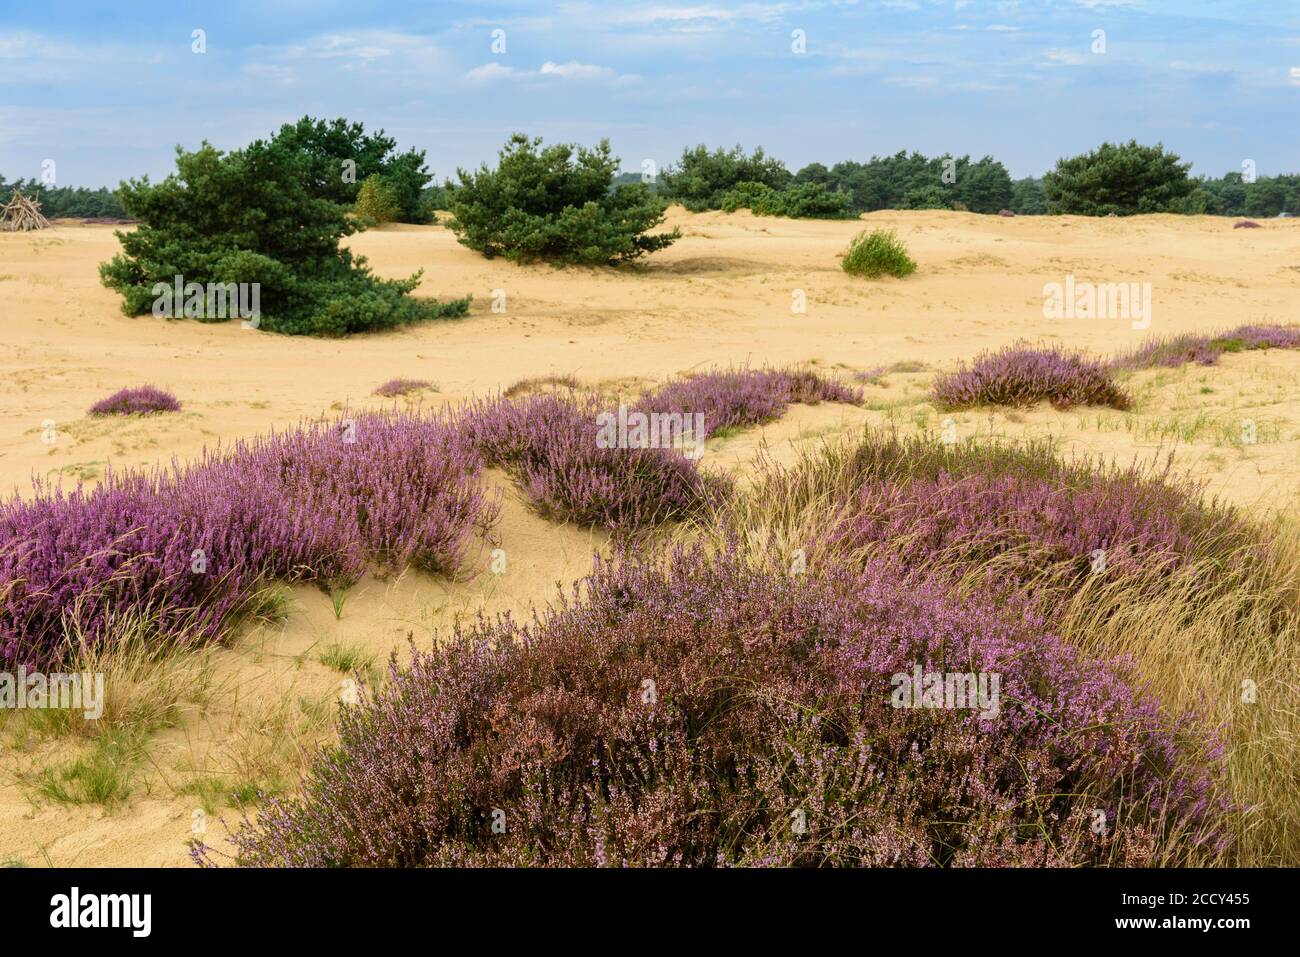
[1,867,1277,943]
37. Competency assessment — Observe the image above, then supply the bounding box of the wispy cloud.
[464,60,632,83]
[1042,48,1090,66]
[2,1,1297,187]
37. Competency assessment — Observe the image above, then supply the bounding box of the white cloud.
[465,61,514,81]
[0,30,166,80]
[1167,60,1232,75]
[539,60,616,79]
[885,75,940,88]
[561,3,792,27]
[1290,65,1300,85]
[1043,48,1089,66]
[463,60,629,83]
[241,30,455,86]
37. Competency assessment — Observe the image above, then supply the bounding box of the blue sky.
[2,1,1297,188]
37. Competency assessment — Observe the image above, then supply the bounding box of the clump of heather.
[0,411,495,668]
[637,368,860,437]
[786,432,1251,592]
[932,344,1130,410]
[460,369,858,530]
[216,545,1227,867]
[373,378,433,397]
[1112,323,1300,370]
[462,393,725,530]
[87,385,181,416]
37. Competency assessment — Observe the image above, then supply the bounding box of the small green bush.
[446,134,679,266]
[353,174,399,224]
[841,229,917,279]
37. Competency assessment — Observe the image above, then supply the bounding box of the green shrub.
[718,181,777,213]
[900,185,950,210]
[353,174,399,224]
[659,144,792,211]
[1043,141,1194,216]
[841,229,917,279]
[271,116,434,224]
[718,180,852,219]
[1010,177,1047,215]
[446,133,679,265]
[99,138,470,336]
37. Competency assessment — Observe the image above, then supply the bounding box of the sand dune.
[1,208,1298,865]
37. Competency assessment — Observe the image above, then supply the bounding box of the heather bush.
[88,385,181,416]
[841,229,916,279]
[0,411,495,668]
[462,369,858,530]
[446,134,679,265]
[462,393,724,530]
[821,429,1237,564]
[768,432,1247,586]
[713,430,1285,863]
[637,368,860,437]
[215,545,1227,867]
[933,344,1130,410]
[373,378,433,398]
[1111,323,1300,370]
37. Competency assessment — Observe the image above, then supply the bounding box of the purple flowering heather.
[461,369,858,530]
[462,392,725,530]
[213,545,1228,867]
[932,345,1130,410]
[812,432,1248,589]
[0,410,496,668]
[87,385,182,416]
[636,368,861,437]
[1112,323,1300,370]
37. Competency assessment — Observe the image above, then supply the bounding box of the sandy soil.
[1,209,1297,865]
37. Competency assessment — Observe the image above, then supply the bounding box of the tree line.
[620,139,1299,218]
[75,120,1300,338]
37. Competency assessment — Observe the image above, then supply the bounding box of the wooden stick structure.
[0,190,52,231]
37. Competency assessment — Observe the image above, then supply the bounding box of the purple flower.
[87,385,182,416]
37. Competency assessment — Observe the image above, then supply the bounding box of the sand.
[1,208,1297,865]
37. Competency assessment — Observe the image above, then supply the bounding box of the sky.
[1,0,1297,188]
